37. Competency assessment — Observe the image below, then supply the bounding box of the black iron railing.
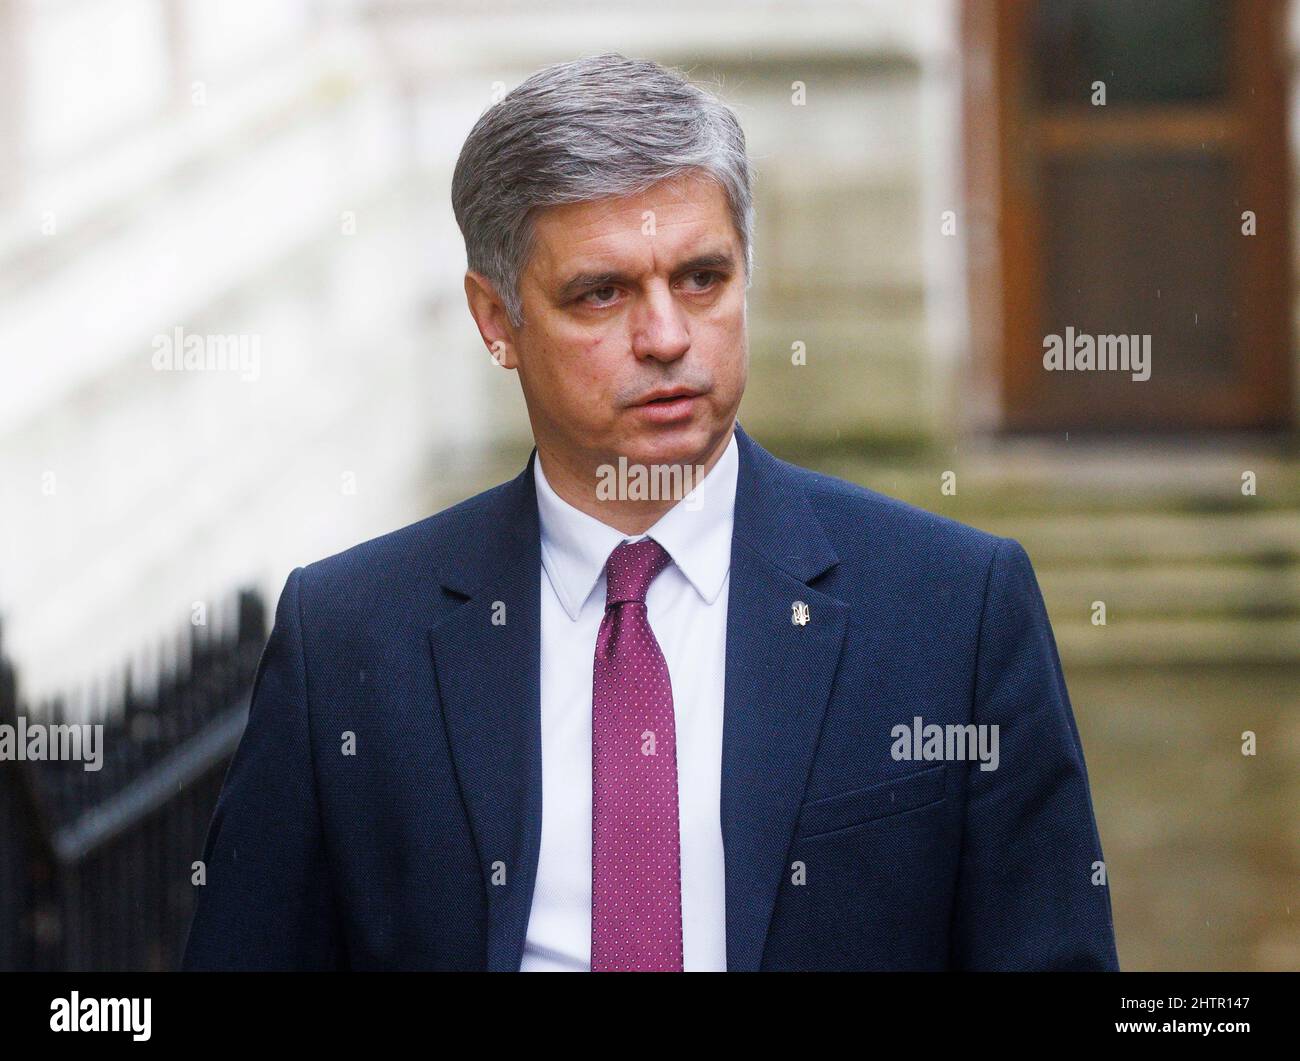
[0,590,265,970]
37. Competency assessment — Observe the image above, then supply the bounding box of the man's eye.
[682,270,721,291]
[581,285,619,305]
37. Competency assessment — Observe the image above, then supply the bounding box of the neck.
[536,425,735,536]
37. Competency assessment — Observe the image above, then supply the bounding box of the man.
[182,52,1118,972]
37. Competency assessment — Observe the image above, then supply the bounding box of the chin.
[624,422,722,468]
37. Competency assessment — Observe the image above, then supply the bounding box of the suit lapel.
[428,459,543,971]
[722,427,848,970]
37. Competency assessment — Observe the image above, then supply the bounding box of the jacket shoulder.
[296,475,521,593]
[782,458,1013,569]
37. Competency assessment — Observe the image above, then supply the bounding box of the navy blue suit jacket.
[182,425,1119,970]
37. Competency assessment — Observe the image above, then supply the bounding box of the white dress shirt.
[519,434,737,972]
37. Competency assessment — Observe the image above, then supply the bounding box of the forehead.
[527,174,736,277]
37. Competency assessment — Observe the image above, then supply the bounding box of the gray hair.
[451,52,755,328]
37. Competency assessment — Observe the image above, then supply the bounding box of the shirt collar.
[533,432,739,621]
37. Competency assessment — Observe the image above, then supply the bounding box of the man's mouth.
[636,388,700,406]
[630,388,704,422]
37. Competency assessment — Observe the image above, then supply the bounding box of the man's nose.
[630,283,691,363]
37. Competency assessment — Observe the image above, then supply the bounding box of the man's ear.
[464,271,519,370]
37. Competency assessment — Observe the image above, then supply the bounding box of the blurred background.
[0,0,1296,971]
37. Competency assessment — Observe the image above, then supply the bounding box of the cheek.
[580,327,626,380]
[544,330,615,410]
[702,310,747,374]
[701,291,745,337]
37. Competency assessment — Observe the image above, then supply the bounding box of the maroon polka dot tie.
[591,538,684,972]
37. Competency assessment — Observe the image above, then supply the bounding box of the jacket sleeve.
[950,537,1120,970]
[181,566,345,970]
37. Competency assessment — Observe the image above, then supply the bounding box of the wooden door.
[965,0,1292,432]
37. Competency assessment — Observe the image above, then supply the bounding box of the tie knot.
[604,538,672,606]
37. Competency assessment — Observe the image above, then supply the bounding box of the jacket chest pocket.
[795,764,947,840]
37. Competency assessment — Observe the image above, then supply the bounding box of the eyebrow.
[553,250,737,303]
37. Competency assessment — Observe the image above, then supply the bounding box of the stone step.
[980,514,1300,662]
[1037,565,1300,620]
[971,512,1300,564]
[783,444,1300,516]
[1052,617,1300,667]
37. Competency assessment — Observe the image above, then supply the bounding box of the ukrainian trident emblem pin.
[791,600,810,627]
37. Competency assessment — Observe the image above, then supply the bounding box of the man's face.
[505,172,747,476]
